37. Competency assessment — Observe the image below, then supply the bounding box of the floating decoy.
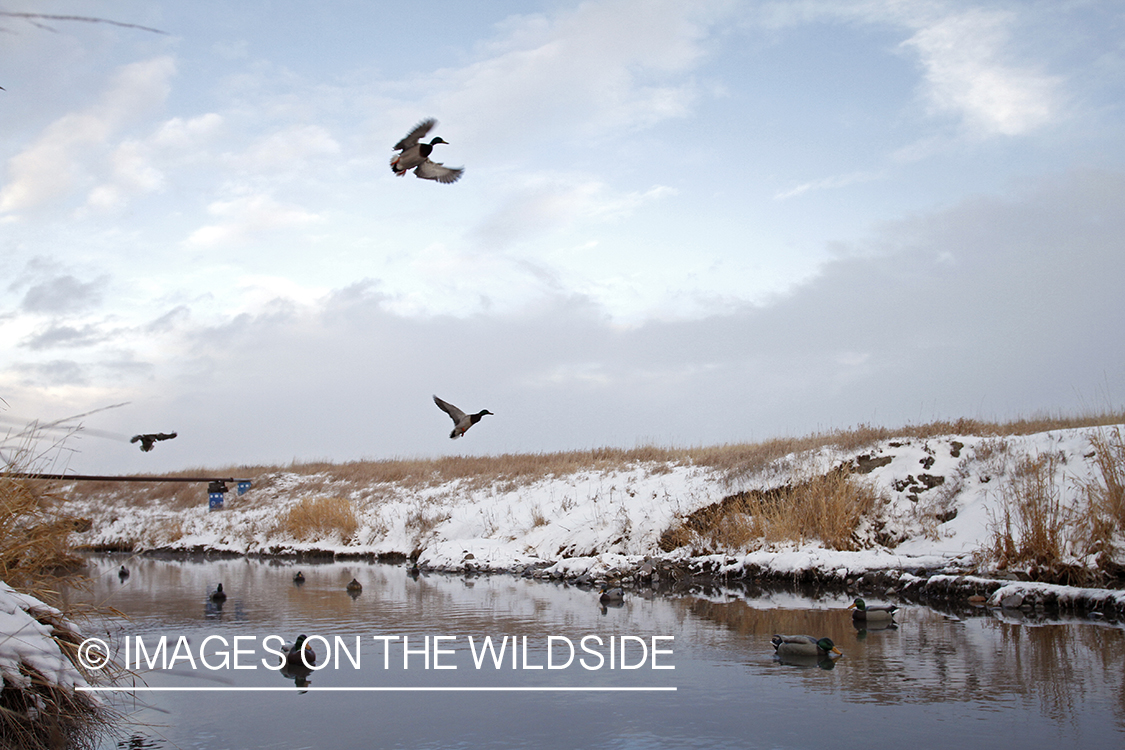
[599,585,625,603]
[390,119,463,183]
[847,598,898,622]
[130,431,177,452]
[118,565,129,580]
[293,571,305,584]
[771,635,842,658]
[433,395,492,439]
[346,578,362,593]
[282,634,317,667]
[210,583,227,602]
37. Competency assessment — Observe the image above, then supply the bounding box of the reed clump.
[660,467,883,553]
[982,428,1125,584]
[0,476,86,605]
[276,496,358,543]
[2,425,120,750]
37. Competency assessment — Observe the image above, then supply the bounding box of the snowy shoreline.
[60,425,1125,614]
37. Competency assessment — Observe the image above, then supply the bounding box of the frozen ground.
[57,425,1124,598]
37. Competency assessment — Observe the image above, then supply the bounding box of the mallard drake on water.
[118,565,129,580]
[771,635,842,658]
[848,598,898,622]
[130,431,177,452]
[433,395,492,439]
[346,578,362,593]
[293,571,305,584]
[599,585,625,603]
[210,583,227,602]
[390,119,464,183]
[282,634,317,667]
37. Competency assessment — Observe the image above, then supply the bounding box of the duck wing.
[394,119,436,151]
[433,395,467,424]
[414,160,464,184]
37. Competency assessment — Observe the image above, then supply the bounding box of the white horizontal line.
[78,686,677,692]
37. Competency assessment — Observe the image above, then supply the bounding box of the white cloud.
[474,176,675,247]
[417,0,729,153]
[184,193,322,246]
[0,57,176,214]
[228,124,341,174]
[900,8,1063,137]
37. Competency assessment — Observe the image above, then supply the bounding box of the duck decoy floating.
[433,395,492,439]
[346,578,362,593]
[130,431,177,452]
[390,118,463,183]
[771,634,842,658]
[118,565,129,580]
[847,598,898,622]
[599,585,624,603]
[293,571,305,584]
[282,634,317,667]
[210,583,227,602]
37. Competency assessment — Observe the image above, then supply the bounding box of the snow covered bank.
[59,425,1125,606]
[0,582,113,748]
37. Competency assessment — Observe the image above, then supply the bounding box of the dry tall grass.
[58,410,1125,508]
[982,427,1125,584]
[660,467,884,553]
[1,423,120,749]
[276,496,359,543]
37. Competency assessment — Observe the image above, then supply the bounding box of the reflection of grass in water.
[691,595,1125,729]
[1,421,122,750]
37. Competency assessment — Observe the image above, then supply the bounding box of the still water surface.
[71,556,1125,749]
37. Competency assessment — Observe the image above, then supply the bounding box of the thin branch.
[0,12,166,35]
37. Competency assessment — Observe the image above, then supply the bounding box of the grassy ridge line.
[59,410,1125,511]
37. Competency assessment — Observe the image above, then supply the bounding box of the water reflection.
[70,556,1124,750]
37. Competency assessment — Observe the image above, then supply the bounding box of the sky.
[1,0,1124,475]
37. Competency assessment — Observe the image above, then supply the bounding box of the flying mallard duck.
[130,431,177,452]
[433,395,492,439]
[771,634,842,658]
[390,119,463,183]
[346,578,362,593]
[210,583,227,602]
[282,634,317,667]
[847,598,898,622]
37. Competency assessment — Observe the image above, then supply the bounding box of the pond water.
[69,556,1125,750]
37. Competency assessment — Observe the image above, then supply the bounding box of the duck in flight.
[390,119,463,183]
[433,395,492,439]
[130,431,177,452]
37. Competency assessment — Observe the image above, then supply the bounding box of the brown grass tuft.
[0,476,86,605]
[660,467,883,553]
[276,496,358,543]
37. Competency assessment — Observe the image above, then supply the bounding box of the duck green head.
[817,638,842,655]
[848,597,867,611]
[294,634,307,648]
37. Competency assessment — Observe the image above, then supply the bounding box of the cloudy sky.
[2,0,1123,475]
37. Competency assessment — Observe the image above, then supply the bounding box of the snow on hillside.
[59,425,1124,587]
